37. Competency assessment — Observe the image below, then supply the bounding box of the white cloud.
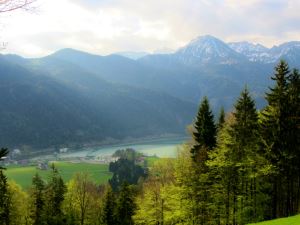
[0,0,299,57]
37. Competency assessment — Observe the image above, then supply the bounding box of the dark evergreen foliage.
[0,149,8,170]
[260,60,300,219]
[0,171,10,225]
[228,88,261,224]
[44,165,66,225]
[30,174,46,225]
[190,96,217,161]
[115,183,136,225]
[102,186,117,225]
[109,159,146,191]
[0,60,299,225]
[217,107,225,130]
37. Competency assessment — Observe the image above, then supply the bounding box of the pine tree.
[260,60,299,218]
[44,164,66,225]
[208,88,269,224]
[287,69,300,215]
[0,148,8,170]
[230,88,258,159]
[0,148,10,225]
[30,173,46,225]
[116,182,136,225]
[217,107,225,131]
[102,186,117,225]
[191,96,216,161]
[0,171,10,225]
[287,69,300,168]
[229,88,260,224]
[189,97,217,224]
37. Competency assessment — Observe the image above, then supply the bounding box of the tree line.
[0,60,299,225]
[134,60,299,224]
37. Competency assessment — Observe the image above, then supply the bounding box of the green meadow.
[4,161,112,189]
[248,214,300,225]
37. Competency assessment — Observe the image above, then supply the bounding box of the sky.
[0,0,300,57]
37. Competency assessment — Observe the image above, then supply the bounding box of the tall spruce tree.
[286,68,300,215]
[229,88,261,224]
[189,97,217,225]
[0,171,10,225]
[260,60,299,218]
[230,88,258,160]
[102,186,117,225]
[0,148,8,170]
[30,173,46,225]
[208,88,268,225]
[0,149,9,225]
[116,183,136,225]
[260,60,290,166]
[217,107,226,131]
[44,164,66,225]
[191,96,216,161]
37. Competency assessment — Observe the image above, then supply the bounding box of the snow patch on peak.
[228,41,270,63]
[176,35,245,65]
[228,42,268,53]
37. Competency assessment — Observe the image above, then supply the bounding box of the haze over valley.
[1,1,300,224]
[1,35,300,149]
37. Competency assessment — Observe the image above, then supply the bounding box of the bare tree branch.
[0,0,35,13]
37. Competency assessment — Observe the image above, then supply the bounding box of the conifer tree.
[217,107,225,131]
[286,68,300,214]
[0,148,8,170]
[230,88,258,157]
[30,173,46,225]
[0,148,10,225]
[102,186,117,225]
[191,96,216,161]
[287,69,300,169]
[116,183,136,225]
[229,88,260,224]
[0,171,10,225]
[189,97,217,224]
[260,60,290,166]
[208,88,268,224]
[260,60,299,218]
[44,164,66,225]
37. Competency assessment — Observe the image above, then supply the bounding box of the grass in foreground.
[5,161,112,189]
[248,214,300,225]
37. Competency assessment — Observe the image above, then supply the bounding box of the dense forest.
[0,60,299,225]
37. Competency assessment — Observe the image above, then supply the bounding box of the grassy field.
[249,214,300,225]
[4,161,112,189]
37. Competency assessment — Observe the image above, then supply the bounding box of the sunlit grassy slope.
[248,214,300,225]
[5,161,112,189]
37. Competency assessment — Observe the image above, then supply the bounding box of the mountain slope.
[228,42,269,62]
[0,55,196,149]
[2,35,300,149]
[47,48,261,111]
[228,41,300,67]
[175,35,248,65]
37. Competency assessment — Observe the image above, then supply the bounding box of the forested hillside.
[0,55,196,149]
[0,60,298,225]
[1,35,300,149]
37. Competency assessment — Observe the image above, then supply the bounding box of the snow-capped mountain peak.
[228,41,268,54]
[144,35,300,66]
[227,40,300,64]
[175,35,246,65]
[228,41,269,63]
[268,41,300,64]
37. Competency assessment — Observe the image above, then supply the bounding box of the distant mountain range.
[118,35,300,67]
[1,35,300,149]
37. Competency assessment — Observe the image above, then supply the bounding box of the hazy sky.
[1,0,300,57]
